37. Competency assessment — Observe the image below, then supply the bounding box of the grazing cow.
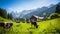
[30,15,39,28]
[0,22,13,28]
[5,23,13,28]
[31,22,38,28]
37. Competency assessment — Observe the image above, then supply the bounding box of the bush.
[51,14,59,19]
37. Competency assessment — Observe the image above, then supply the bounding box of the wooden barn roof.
[33,15,44,19]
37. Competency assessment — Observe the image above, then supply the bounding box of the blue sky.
[0,0,60,13]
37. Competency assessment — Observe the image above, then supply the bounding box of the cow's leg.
[31,22,33,27]
[36,25,38,28]
[34,22,38,28]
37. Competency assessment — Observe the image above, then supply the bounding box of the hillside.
[0,17,60,34]
[0,17,12,22]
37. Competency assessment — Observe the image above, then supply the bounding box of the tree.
[7,13,13,20]
[55,4,60,14]
[0,8,7,18]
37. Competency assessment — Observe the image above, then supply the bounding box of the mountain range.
[11,2,60,19]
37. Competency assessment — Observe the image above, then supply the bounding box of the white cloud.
[8,8,23,13]
[8,0,59,13]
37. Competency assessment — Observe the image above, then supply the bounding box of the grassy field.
[0,17,60,34]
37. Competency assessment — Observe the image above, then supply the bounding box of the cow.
[5,22,13,28]
[30,15,39,28]
[0,22,13,28]
[31,21,38,28]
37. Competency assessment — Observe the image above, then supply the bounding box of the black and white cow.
[0,22,13,28]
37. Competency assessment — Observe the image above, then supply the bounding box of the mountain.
[11,2,60,19]
[11,11,20,18]
[24,4,57,19]
[24,7,49,19]
[19,9,36,18]
[48,4,55,8]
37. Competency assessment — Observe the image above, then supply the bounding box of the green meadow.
[0,16,60,34]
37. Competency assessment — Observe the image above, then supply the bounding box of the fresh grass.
[0,17,60,34]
